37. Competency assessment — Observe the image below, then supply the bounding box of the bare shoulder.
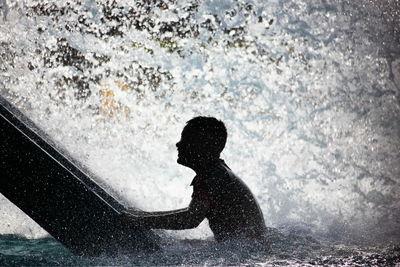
[207,160,231,180]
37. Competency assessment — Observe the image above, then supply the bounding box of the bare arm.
[122,199,210,230]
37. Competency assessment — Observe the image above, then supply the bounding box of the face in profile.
[176,126,204,167]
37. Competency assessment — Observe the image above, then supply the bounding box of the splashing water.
[0,0,399,264]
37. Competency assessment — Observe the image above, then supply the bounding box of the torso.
[191,160,267,242]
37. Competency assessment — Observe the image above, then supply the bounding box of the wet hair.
[184,116,227,155]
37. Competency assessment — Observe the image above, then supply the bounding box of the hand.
[119,211,141,227]
[119,210,149,229]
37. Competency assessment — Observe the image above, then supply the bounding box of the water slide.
[0,95,159,255]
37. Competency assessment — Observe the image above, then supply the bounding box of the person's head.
[176,116,227,170]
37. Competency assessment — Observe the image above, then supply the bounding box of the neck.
[190,157,220,175]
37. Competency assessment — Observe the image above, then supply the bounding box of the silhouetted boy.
[122,116,267,243]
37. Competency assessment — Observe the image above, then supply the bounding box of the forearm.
[123,199,209,230]
[136,208,188,216]
[140,208,200,230]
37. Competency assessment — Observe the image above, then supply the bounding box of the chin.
[177,157,189,167]
[177,156,183,164]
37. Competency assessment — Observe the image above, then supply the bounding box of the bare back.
[191,160,267,242]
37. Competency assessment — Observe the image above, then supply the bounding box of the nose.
[176,141,180,148]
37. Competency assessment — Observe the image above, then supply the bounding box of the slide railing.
[0,95,159,255]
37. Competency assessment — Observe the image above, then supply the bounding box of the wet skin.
[122,126,267,242]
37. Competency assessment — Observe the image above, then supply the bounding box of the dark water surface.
[1,234,399,266]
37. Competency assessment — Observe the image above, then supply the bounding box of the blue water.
[0,0,399,265]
